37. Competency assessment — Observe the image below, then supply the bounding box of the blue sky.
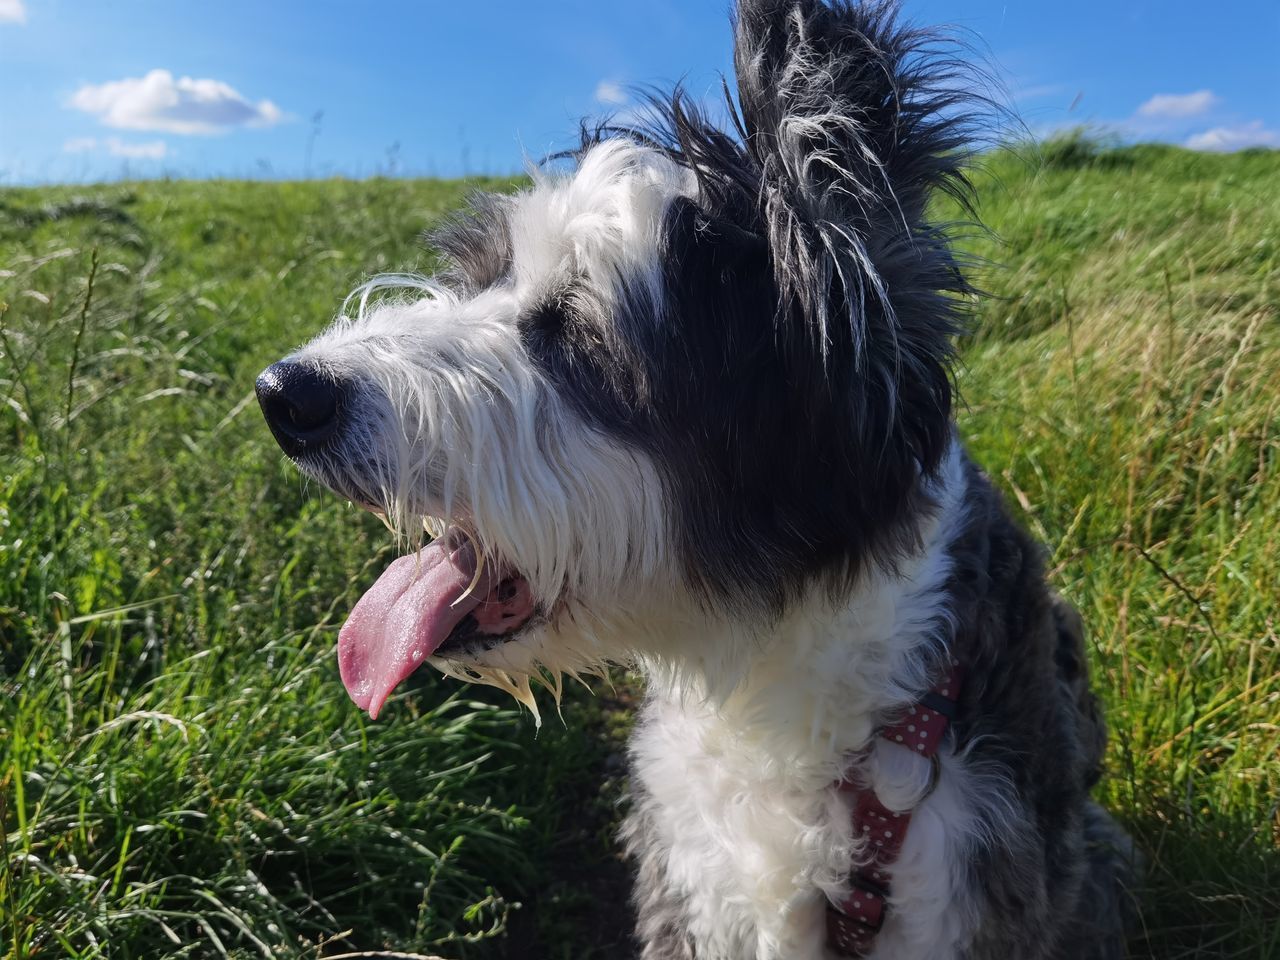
[1,0,1277,184]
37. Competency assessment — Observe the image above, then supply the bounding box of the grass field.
[1,140,1277,959]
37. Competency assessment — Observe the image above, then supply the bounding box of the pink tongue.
[338,541,494,719]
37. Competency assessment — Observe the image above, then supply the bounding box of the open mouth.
[337,528,536,719]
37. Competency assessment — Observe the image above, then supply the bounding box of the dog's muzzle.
[255,360,348,458]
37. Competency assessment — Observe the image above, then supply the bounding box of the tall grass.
[1,144,1278,958]
[0,178,598,958]
[957,143,1279,958]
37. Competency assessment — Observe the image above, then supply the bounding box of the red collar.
[826,660,964,956]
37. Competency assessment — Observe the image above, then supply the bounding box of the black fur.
[944,456,1137,959]
[513,0,995,615]
[429,190,514,293]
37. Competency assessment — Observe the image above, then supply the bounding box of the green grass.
[2,142,1278,958]
[0,177,621,959]
[956,142,1280,958]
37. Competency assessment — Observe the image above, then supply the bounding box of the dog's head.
[256,0,982,717]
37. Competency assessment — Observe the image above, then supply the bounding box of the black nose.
[255,360,346,457]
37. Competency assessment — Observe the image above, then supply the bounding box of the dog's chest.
[626,693,853,959]
[625,689,979,960]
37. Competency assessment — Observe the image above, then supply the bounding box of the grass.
[1,141,1277,958]
[0,177,624,959]
[958,141,1280,958]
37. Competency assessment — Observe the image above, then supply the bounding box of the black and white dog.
[256,2,1135,956]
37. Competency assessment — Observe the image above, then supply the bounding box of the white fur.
[293,143,690,614]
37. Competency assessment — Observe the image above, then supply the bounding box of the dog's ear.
[733,0,983,472]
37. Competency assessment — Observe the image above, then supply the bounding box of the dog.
[255,1,1136,956]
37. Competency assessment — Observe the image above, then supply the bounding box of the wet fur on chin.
[272,1,1139,956]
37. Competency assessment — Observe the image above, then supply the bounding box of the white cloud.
[105,137,168,159]
[0,0,26,24]
[62,136,169,159]
[595,80,629,106]
[1137,90,1218,120]
[69,69,283,135]
[1185,121,1279,152]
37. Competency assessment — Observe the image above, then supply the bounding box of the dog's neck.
[639,442,968,777]
[623,444,974,959]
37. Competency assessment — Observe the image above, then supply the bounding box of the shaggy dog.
[256,1,1136,956]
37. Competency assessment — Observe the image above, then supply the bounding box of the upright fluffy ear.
[734,0,982,467]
